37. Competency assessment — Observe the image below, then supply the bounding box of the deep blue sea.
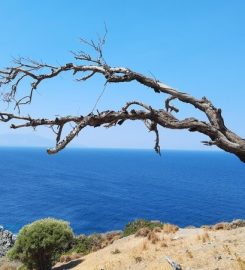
[0,148,245,235]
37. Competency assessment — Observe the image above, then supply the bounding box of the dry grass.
[0,258,21,270]
[134,256,143,263]
[161,240,168,248]
[186,249,194,259]
[0,263,18,270]
[111,248,121,255]
[235,254,245,270]
[162,223,179,234]
[210,220,245,231]
[153,226,162,233]
[196,232,210,243]
[135,226,162,245]
[105,232,122,244]
[59,253,82,263]
[0,266,17,270]
[135,227,150,238]
[223,244,232,255]
[147,231,160,244]
[54,222,245,270]
[141,240,148,251]
[202,232,210,243]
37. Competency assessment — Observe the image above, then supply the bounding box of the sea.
[0,148,244,235]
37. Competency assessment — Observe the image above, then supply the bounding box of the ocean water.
[0,148,244,235]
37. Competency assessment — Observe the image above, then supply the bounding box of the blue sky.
[0,0,244,150]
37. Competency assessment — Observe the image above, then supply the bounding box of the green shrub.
[8,218,74,270]
[71,233,103,254]
[123,219,163,237]
[71,236,93,254]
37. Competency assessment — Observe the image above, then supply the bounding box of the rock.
[211,220,245,231]
[230,219,245,229]
[150,220,161,224]
[101,230,123,237]
[0,226,16,257]
[213,222,229,230]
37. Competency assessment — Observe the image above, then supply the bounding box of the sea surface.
[0,148,244,235]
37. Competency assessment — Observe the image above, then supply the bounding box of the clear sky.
[0,0,244,150]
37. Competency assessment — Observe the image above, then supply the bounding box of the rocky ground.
[0,226,16,258]
[0,226,19,270]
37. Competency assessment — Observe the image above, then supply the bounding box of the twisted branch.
[0,37,244,162]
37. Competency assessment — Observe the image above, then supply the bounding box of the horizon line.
[0,145,222,152]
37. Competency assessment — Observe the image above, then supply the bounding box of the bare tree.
[0,35,245,162]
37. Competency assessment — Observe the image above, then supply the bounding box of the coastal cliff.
[0,226,16,257]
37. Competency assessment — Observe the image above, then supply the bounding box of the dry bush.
[161,240,168,248]
[212,222,229,230]
[0,260,22,270]
[160,236,168,247]
[71,253,81,260]
[186,249,194,258]
[142,240,148,251]
[202,232,210,243]
[135,227,150,238]
[74,232,117,253]
[196,232,210,243]
[0,263,18,270]
[104,232,122,244]
[234,254,245,270]
[147,231,160,244]
[230,219,245,229]
[201,225,211,230]
[223,244,232,255]
[153,226,162,233]
[211,220,245,231]
[134,256,143,263]
[59,255,72,263]
[123,219,163,237]
[101,240,109,249]
[162,223,179,234]
[59,253,81,263]
[111,248,121,254]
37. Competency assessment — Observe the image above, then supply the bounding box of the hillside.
[54,221,245,270]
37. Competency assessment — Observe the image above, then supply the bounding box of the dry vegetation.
[53,220,245,270]
[0,259,21,270]
[2,220,245,270]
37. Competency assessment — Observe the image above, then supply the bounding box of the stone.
[0,226,16,257]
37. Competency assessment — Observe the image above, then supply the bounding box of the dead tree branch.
[0,39,245,162]
[166,256,182,270]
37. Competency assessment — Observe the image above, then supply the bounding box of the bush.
[71,233,103,254]
[135,227,151,237]
[123,219,163,237]
[70,231,122,255]
[8,218,74,270]
[71,236,93,255]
